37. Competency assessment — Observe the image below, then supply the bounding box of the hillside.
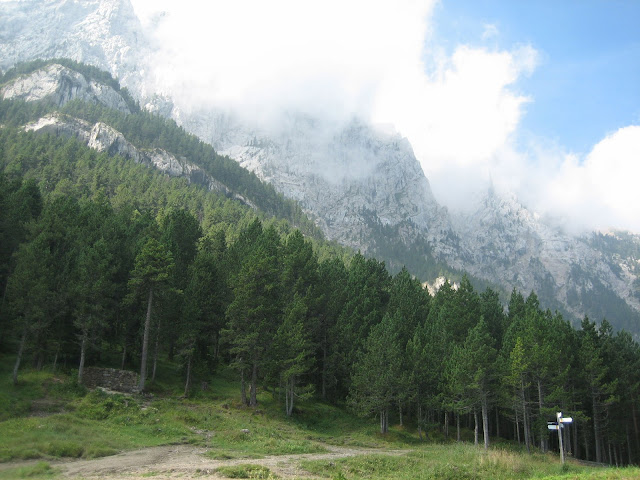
[2,356,640,480]
[0,59,322,240]
[2,58,640,472]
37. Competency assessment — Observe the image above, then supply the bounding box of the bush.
[215,464,275,479]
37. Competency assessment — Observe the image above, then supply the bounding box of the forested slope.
[1,61,640,468]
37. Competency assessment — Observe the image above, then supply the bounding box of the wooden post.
[549,412,572,465]
[557,412,565,465]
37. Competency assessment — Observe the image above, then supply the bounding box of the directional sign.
[552,412,572,465]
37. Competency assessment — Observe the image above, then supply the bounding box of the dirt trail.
[3,444,410,479]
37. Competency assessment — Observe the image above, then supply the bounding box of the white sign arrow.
[560,417,573,423]
[548,424,559,430]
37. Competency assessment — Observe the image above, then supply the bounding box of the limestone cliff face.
[24,113,254,208]
[0,0,147,95]
[1,64,131,113]
[184,112,452,251]
[446,189,640,319]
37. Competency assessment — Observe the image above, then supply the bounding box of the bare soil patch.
[1,443,409,479]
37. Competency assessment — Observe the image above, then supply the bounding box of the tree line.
[2,171,639,466]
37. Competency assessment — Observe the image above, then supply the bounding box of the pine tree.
[128,238,174,391]
[223,225,282,406]
[348,312,402,434]
[272,294,315,416]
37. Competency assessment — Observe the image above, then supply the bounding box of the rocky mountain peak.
[184,109,450,250]
[0,0,147,93]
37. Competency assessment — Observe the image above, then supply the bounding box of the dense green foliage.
[2,168,639,466]
[2,62,640,471]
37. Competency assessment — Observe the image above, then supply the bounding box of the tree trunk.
[285,379,290,416]
[538,380,547,452]
[240,368,247,406]
[521,381,531,453]
[78,330,88,385]
[418,403,423,441]
[249,362,258,407]
[515,405,521,445]
[583,423,590,461]
[286,376,295,416]
[121,341,127,370]
[456,412,461,442]
[444,411,449,440]
[399,403,403,426]
[632,404,640,453]
[379,408,389,434]
[12,326,28,386]
[152,317,161,383]
[52,344,59,372]
[138,286,153,392]
[321,335,327,400]
[384,409,388,434]
[214,331,220,359]
[474,410,479,446]
[495,407,500,439]
[593,391,602,463]
[482,395,490,450]
[184,354,192,397]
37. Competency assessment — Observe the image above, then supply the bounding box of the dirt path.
[3,444,410,479]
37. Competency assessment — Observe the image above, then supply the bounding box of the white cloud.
[482,23,499,41]
[132,0,434,126]
[550,126,640,232]
[130,0,638,233]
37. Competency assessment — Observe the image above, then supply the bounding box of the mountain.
[179,110,452,252]
[1,0,639,334]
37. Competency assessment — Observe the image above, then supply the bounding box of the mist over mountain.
[1,0,639,334]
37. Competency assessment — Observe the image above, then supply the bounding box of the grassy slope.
[1,355,638,480]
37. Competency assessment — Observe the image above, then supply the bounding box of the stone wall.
[82,367,139,393]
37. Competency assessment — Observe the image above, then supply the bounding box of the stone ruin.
[81,367,140,393]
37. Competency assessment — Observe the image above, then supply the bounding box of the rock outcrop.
[0,0,147,95]
[1,63,131,113]
[24,113,253,208]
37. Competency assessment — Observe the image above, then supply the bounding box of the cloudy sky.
[130,0,640,233]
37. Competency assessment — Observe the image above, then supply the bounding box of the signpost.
[547,412,573,464]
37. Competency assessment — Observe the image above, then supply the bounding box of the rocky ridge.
[2,63,131,113]
[24,112,254,208]
[451,189,640,318]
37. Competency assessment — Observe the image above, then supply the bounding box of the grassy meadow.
[1,354,639,479]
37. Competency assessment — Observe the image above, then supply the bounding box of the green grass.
[216,464,277,479]
[0,370,49,421]
[300,444,640,480]
[2,354,640,480]
[0,462,58,479]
